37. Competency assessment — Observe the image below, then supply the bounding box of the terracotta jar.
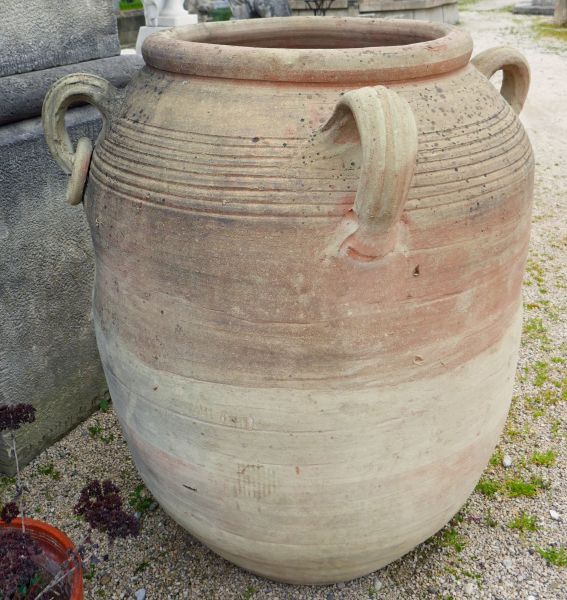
[43,17,533,584]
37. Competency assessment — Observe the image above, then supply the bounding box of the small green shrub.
[489,448,504,466]
[440,527,466,552]
[88,422,102,439]
[505,477,547,498]
[476,478,500,497]
[523,317,549,343]
[84,564,96,580]
[134,561,150,574]
[37,462,61,481]
[531,450,557,467]
[537,546,567,567]
[533,361,549,387]
[508,512,538,532]
[120,0,144,9]
[551,420,562,438]
[485,510,498,528]
[241,587,257,600]
[129,484,154,514]
[532,21,567,43]
[211,7,232,20]
[0,476,16,494]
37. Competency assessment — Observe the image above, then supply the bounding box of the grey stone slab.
[0,0,121,77]
[442,2,459,23]
[0,106,108,474]
[357,3,457,21]
[358,0,456,11]
[513,1,554,13]
[0,54,144,125]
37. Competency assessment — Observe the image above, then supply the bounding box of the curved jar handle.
[42,73,120,205]
[472,47,530,114]
[318,86,418,261]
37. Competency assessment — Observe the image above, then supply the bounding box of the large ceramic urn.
[43,18,533,584]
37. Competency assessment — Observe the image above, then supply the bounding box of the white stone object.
[549,509,560,520]
[143,0,196,26]
[143,0,163,26]
[464,582,475,595]
[136,0,198,56]
[502,454,513,468]
[159,0,196,25]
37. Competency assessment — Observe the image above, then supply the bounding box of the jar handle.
[472,47,530,114]
[42,73,120,205]
[316,86,418,261]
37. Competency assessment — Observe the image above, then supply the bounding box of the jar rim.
[142,16,473,83]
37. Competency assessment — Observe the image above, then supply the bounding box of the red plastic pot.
[0,517,83,599]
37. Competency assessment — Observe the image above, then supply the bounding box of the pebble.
[135,589,146,600]
[337,581,346,589]
[373,578,383,591]
[527,595,536,600]
[503,557,513,569]
[326,593,335,600]
[549,510,560,520]
[464,582,475,595]
[502,454,513,468]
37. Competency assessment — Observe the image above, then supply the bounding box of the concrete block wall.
[0,108,108,474]
[0,0,121,77]
[0,0,142,474]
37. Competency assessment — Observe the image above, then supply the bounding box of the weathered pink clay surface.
[42,17,534,584]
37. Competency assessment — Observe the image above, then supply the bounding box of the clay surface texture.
[42,17,534,584]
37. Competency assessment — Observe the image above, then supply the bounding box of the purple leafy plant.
[0,528,43,598]
[74,479,140,540]
[0,403,36,431]
[1,501,20,524]
[1,402,140,598]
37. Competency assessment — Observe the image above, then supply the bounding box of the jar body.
[83,32,533,584]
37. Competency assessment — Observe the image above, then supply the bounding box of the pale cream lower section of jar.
[96,307,521,585]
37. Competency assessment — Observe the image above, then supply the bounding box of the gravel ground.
[2,6,566,600]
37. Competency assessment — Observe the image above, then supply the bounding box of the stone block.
[354,0,459,22]
[0,106,107,474]
[513,0,554,14]
[0,55,143,126]
[442,2,458,22]
[0,0,120,77]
